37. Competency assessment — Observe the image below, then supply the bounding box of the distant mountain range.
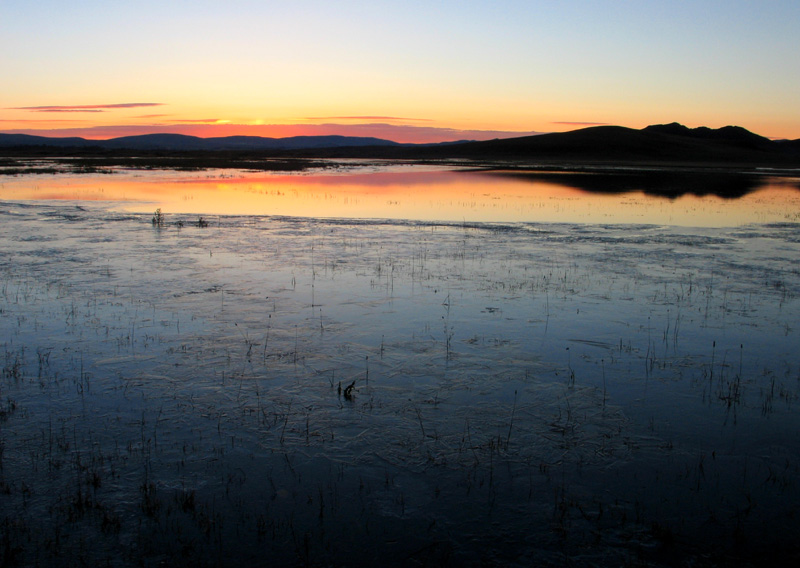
[0,132,405,151]
[2,123,799,166]
[400,122,800,166]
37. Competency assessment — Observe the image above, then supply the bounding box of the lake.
[1,164,799,566]
[2,162,799,225]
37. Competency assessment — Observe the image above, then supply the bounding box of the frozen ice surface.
[1,172,799,566]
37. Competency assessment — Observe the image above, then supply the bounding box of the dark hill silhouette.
[2,123,799,167]
[643,122,773,151]
[0,133,95,148]
[0,132,400,152]
[408,124,798,165]
[281,124,799,167]
[98,133,402,151]
[103,133,209,150]
[774,138,800,155]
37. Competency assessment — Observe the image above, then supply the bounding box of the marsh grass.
[151,207,165,227]
[0,201,798,566]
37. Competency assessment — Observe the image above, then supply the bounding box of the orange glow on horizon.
[0,121,546,144]
[3,112,798,142]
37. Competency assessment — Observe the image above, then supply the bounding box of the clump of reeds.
[151,208,165,227]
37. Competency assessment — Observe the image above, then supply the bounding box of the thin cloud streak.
[305,116,434,122]
[31,109,105,113]
[0,119,87,123]
[9,103,165,111]
[171,119,226,124]
[552,121,609,126]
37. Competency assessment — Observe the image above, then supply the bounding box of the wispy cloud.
[304,116,433,122]
[552,121,609,126]
[135,114,171,119]
[9,103,165,112]
[29,109,106,113]
[170,118,226,124]
[0,119,87,123]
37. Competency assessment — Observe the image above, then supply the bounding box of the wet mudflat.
[1,169,799,566]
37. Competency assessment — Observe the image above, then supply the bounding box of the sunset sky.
[2,1,799,143]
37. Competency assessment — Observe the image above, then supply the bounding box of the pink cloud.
[304,116,434,122]
[0,119,87,123]
[30,109,105,113]
[170,119,225,124]
[9,103,165,111]
[552,121,609,126]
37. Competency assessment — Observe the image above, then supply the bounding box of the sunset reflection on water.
[2,166,799,227]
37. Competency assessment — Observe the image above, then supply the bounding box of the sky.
[2,1,799,143]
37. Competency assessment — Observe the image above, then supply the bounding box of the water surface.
[2,164,799,226]
[1,166,799,566]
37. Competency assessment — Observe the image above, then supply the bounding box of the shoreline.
[2,152,800,177]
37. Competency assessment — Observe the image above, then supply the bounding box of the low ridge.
[1,123,798,167]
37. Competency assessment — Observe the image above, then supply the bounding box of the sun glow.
[1,3,799,140]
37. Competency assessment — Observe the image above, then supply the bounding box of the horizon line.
[0,122,547,145]
[1,121,791,144]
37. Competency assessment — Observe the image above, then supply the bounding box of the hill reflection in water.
[1,165,799,226]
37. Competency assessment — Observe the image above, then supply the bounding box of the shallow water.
[2,164,799,225]
[1,167,799,566]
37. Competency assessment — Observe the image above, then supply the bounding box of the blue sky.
[2,1,798,141]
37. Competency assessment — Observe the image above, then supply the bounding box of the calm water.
[1,164,799,226]
[1,165,799,566]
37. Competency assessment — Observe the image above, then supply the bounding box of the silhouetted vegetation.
[0,150,332,173]
[151,208,165,227]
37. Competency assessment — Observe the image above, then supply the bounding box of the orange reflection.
[1,167,798,227]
